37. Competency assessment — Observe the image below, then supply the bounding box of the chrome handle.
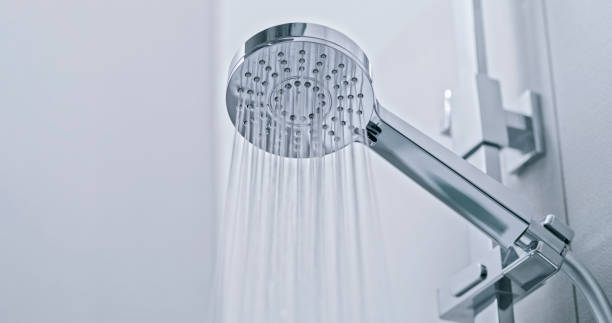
[366,103,531,248]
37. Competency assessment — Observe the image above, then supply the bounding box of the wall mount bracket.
[500,90,545,174]
[441,76,545,175]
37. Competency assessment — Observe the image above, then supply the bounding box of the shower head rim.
[226,22,372,85]
[225,22,377,158]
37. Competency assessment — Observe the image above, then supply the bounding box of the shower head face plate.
[226,23,376,158]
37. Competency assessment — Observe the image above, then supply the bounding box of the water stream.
[210,102,391,323]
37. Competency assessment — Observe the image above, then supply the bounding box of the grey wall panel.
[544,1,612,322]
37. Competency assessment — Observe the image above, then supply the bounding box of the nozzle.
[225,23,376,158]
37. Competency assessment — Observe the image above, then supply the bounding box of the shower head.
[226,23,376,158]
[225,22,533,247]
[226,22,532,248]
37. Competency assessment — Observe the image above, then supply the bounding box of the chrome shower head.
[225,21,531,249]
[226,23,376,158]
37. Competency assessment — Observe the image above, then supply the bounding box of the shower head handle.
[367,103,531,248]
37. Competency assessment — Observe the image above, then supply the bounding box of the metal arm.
[366,103,530,248]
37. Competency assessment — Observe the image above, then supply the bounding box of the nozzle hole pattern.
[227,41,374,158]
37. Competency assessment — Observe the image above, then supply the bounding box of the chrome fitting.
[438,215,573,322]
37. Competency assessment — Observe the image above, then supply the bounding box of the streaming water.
[210,100,390,322]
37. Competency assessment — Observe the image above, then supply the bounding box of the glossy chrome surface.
[366,104,530,247]
[228,23,371,79]
[439,237,562,321]
[226,23,375,158]
[543,214,574,244]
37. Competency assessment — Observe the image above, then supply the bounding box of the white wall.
[0,1,217,322]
